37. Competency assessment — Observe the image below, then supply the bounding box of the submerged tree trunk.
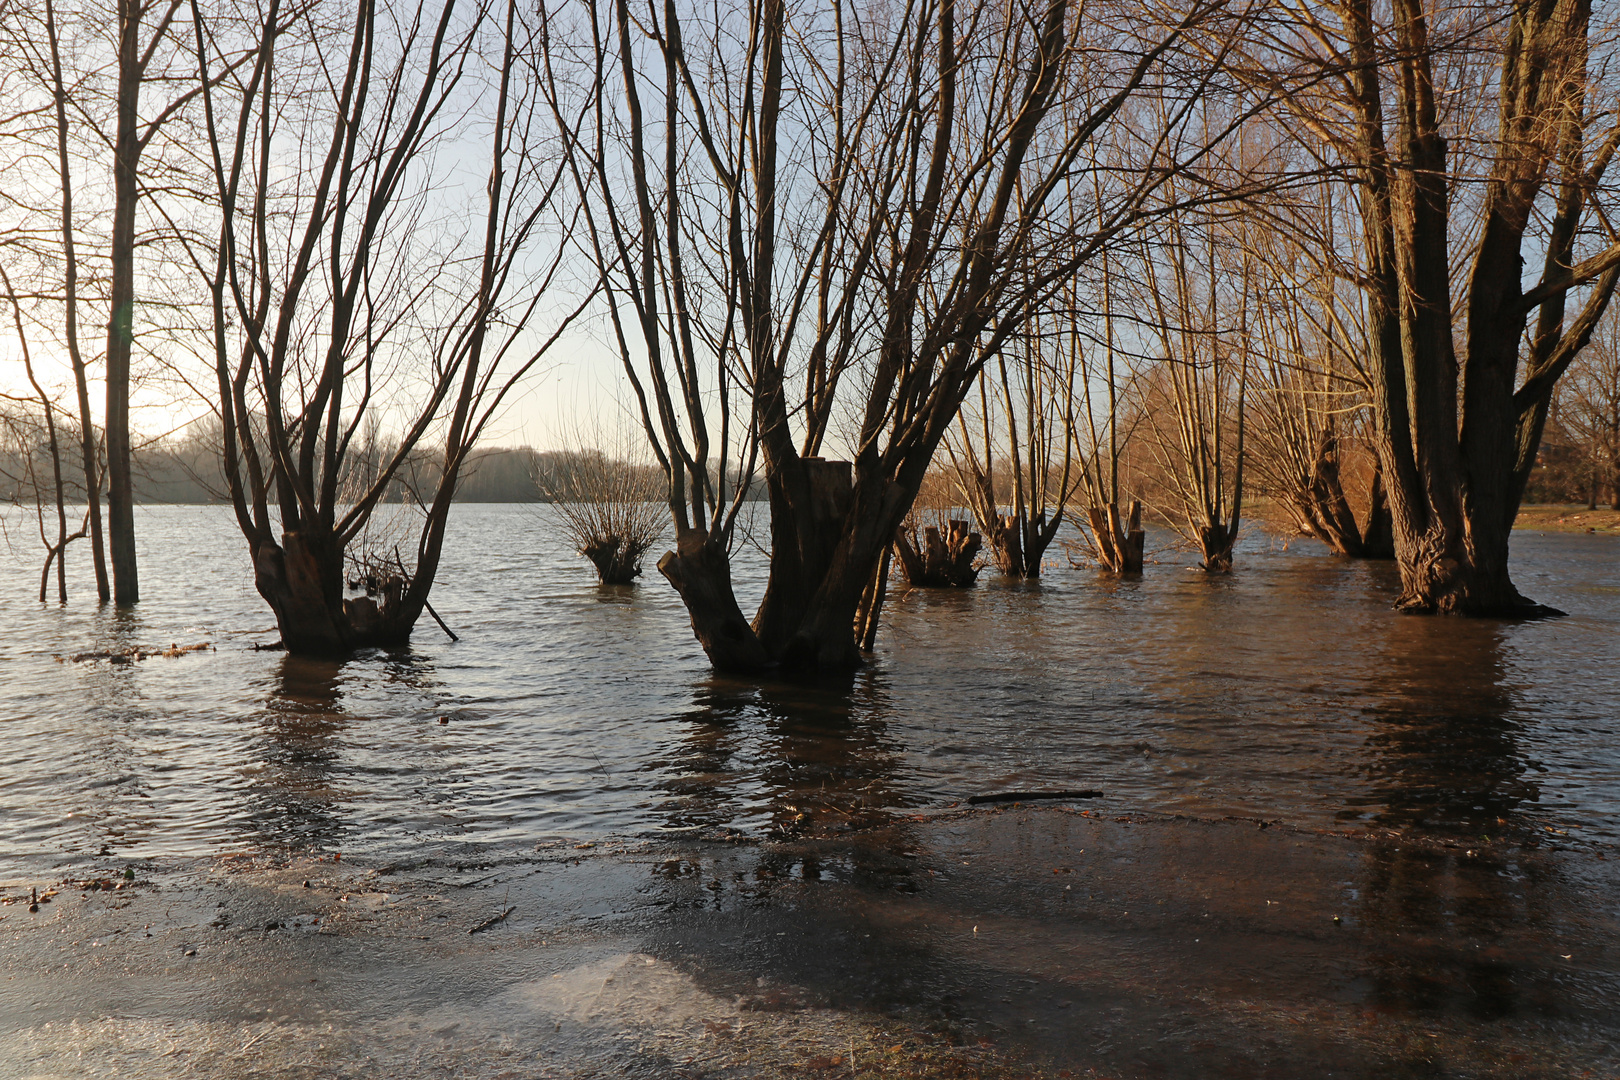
[1289,429,1395,559]
[658,529,773,672]
[1085,499,1145,573]
[46,0,109,602]
[1330,0,1620,615]
[249,529,426,655]
[105,0,150,606]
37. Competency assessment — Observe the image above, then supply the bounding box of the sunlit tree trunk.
[1338,0,1620,613]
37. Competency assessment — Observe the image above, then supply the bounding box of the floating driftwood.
[966,789,1104,805]
[61,642,213,664]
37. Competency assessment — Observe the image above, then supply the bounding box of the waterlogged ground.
[2,505,1619,1077]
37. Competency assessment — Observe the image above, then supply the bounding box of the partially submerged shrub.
[538,452,666,584]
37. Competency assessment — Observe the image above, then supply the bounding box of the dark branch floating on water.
[966,790,1104,805]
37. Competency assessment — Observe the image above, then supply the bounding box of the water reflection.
[1350,617,1559,1021]
[592,583,637,606]
[654,670,908,844]
[6,507,1619,879]
[238,656,352,853]
[1356,619,1538,837]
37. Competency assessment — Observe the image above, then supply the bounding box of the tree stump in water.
[1198,519,1239,572]
[1086,499,1145,574]
[894,518,981,586]
[582,534,646,584]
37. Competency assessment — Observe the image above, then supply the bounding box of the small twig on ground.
[469,905,516,934]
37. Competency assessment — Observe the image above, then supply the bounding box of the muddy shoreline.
[4,805,1615,1079]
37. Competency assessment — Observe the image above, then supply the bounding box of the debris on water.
[965,790,1103,805]
[63,642,213,664]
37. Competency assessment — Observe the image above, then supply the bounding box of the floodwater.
[3,504,1619,1077]
[3,505,1617,873]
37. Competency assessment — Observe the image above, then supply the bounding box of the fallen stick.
[469,905,516,934]
[965,790,1103,805]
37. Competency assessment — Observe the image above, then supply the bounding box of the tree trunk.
[658,528,772,672]
[854,542,892,652]
[1199,520,1239,572]
[105,0,141,605]
[750,457,854,655]
[1360,463,1396,558]
[982,509,1064,578]
[250,529,424,655]
[1085,499,1144,573]
[986,512,1021,576]
[895,518,981,586]
[47,0,110,603]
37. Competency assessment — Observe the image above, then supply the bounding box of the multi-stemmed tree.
[189,0,585,653]
[1247,0,1620,612]
[547,0,1258,670]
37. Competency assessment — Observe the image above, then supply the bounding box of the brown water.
[3,504,1616,878]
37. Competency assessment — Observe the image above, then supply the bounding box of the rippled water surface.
[3,504,1618,878]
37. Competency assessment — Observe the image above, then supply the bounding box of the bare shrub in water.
[539,453,667,584]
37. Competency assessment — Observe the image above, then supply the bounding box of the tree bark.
[105,0,143,605]
[1337,0,1614,614]
[250,529,425,655]
[895,519,981,586]
[657,528,772,672]
[47,0,110,602]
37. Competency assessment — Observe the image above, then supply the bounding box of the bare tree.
[0,0,114,599]
[1241,186,1392,557]
[1068,250,1147,574]
[189,0,585,653]
[1558,305,1620,509]
[946,305,1082,578]
[536,449,668,583]
[1247,0,1620,612]
[2,267,87,602]
[1129,207,1249,572]
[547,0,1254,671]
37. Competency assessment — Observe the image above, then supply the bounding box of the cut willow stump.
[1199,519,1239,572]
[894,518,982,587]
[1087,499,1145,574]
[582,534,647,584]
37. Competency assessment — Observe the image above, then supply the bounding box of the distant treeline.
[0,425,745,506]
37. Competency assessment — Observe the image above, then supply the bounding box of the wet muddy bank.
[4,806,1615,1079]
